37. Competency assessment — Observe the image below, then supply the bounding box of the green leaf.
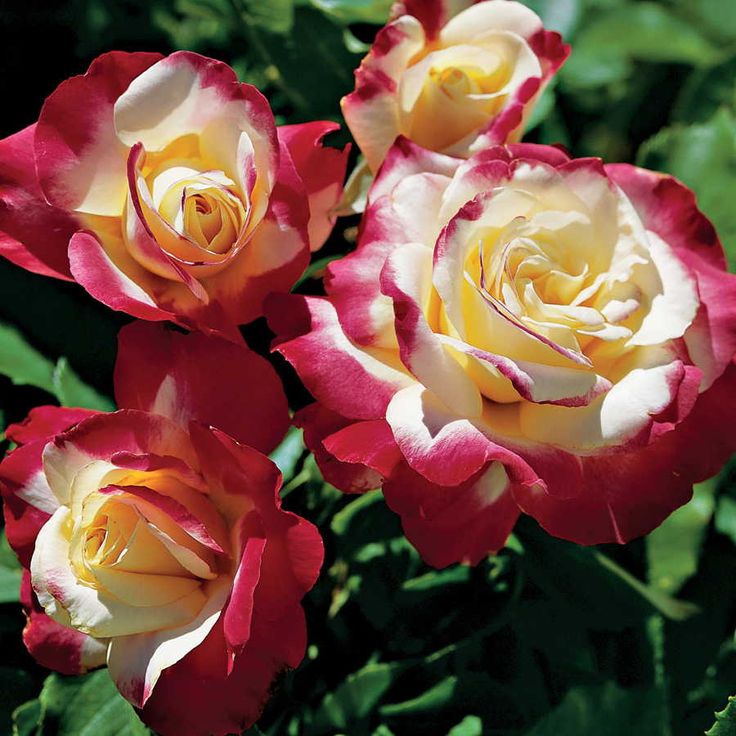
[663,542,736,728]
[243,7,359,121]
[673,55,736,124]
[647,480,717,595]
[448,716,483,736]
[677,0,736,43]
[525,683,663,735]
[295,254,345,287]
[380,676,458,717]
[0,669,35,735]
[52,357,115,412]
[0,530,21,604]
[331,490,383,535]
[522,0,581,37]
[514,600,596,674]
[372,726,396,736]
[685,642,736,736]
[715,495,736,545]
[12,699,42,736]
[0,241,120,392]
[269,426,305,480]
[637,108,736,270]
[707,695,736,735]
[153,0,234,51]
[310,661,405,733]
[537,105,572,150]
[0,321,113,411]
[595,551,698,622]
[238,0,294,34]
[38,670,151,736]
[343,27,371,53]
[0,322,56,394]
[400,567,470,594]
[519,518,697,628]
[331,490,402,555]
[561,3,722,90]
[307,0,392,25]
[243,726,267,736]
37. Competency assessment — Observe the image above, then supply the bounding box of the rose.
[1,323,322,735]
[341,0,569,173]
[268,140,736,568]
[0,51,348,339]
[0,323,323,736]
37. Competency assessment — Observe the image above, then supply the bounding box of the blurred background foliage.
[0,0,735,734]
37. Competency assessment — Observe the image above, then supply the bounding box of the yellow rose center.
[463,225,646,375]
[66,469,227,607]
[151,166,247,256]
[427,168,680,411]
[107,133,260,284]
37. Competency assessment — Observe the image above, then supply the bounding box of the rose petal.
[268,293,413,420]
[295,404,390,493]
[36,51,163,216]
[277,121,349,251]
[514,361,736,544]
[115,322,289,454]
[341,16,426,172]
[383,456,520,568]
[20,571,108,676]
[0,125,78,280]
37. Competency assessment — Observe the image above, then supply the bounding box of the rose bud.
[342,0,569,173]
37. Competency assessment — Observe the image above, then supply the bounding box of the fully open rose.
[0,323,323,735]
[342,0,569,173]
[269,140,736,568]
[0,51,348,339]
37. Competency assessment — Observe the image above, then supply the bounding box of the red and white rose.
[342,0,569,173]
[0,323,323,736]
[0,51,348,339]
[269,139,736,568]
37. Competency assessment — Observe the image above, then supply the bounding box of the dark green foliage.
[708,696,736,736]
[21,671,153,735]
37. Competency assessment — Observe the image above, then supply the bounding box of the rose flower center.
[483,242,636,353]
[118,133,256,282]
[153,167,247,255]
[454,208,652,380]
[67,470,226,603]
[398,33,538,152]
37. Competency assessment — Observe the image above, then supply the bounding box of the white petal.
[107,574,231,707]
[440,1,542,44]
[627,232,699,346]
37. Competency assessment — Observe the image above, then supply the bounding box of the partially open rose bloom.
[0,323,323,735]
[342,0,569,173]
[269,140,736,568]
[0,51,347,339]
